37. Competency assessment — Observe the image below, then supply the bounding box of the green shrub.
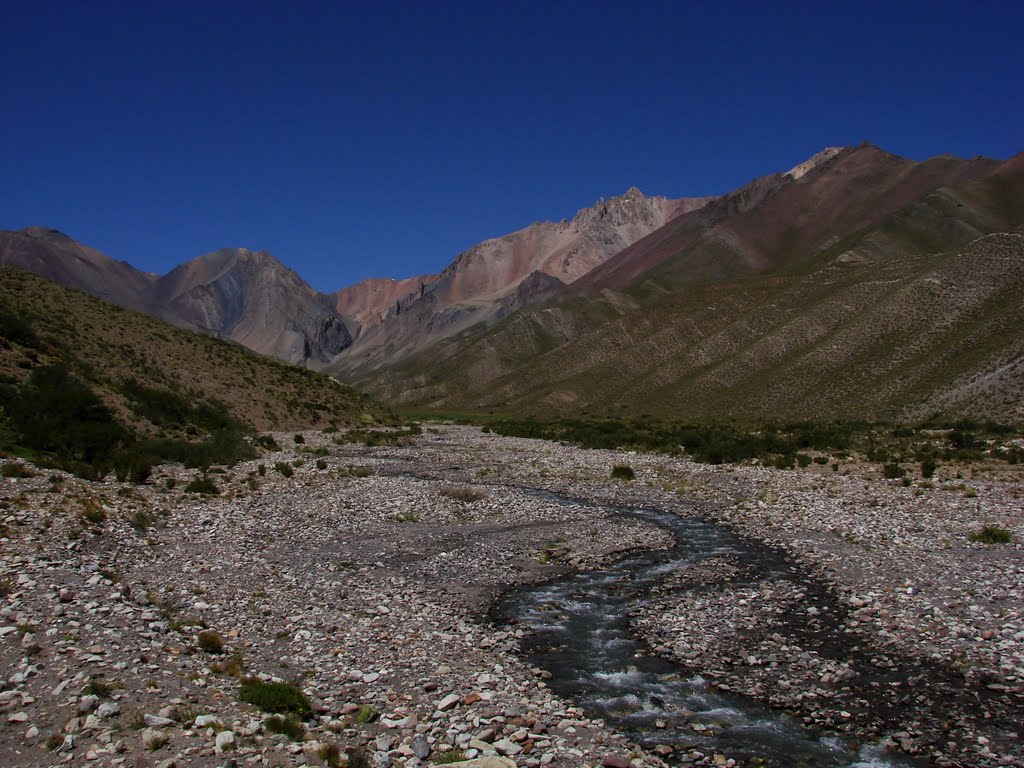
[610,464,635,481]
[968,526,1013,544]
[434,750,468,764]
[238,679,311,717]
[0,304,40,348]
[354,704,378,723]
[882,463,905,479]
[255,434,280,451]
[197,630,225,654]
[293,434,304,444]
[184,475,219,495]
[795,453,812,467]
[264,714,305,740]
[315,458,328,470]
[274,462,293,478]
[920,457,937,478]
[813,455,829,465]
[83,678,113,698]
[771,454,795,469]
[346,747,372,768]
[11,364,128,466]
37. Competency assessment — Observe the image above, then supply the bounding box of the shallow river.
[492,492,922,767]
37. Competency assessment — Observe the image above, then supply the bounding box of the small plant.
[1,462,36,478]
[315,458,328,470]
[164,477,177,490]
[434,750,468,764]
[882,463,905,479]
[969,526,1013,544]
[45,733,65,751]
[920,457,937,478]
[238,679,311,718]
[391,512,419,523]
[346,747,372,768]
[255,434,280,451]
[184,475,219,495]
[129,510,154,531]
[274,462,293,478]
[440,486,487,502]
[293,434,304,444]
[795,453,812,468]
[264,713,305,740]
[353,703,379,723]
[210,651,245,677]
[79,497,107,525]
[197,630,225,654]
[317,742,342,767]
[610,464,635,481]
[83,678,114,698]
[143,730,170,751]
[257,463,266,476]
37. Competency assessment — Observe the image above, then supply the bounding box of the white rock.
[215,729,236,752]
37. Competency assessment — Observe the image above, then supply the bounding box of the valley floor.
[0,426,1021,768]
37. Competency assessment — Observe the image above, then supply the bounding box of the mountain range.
[2,143,1022,423]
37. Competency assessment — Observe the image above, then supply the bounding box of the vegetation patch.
[440,486,486,502]
[610,464,636,481]
[264,714,305,740]
[197,630,225,654]
[968,526,1014,545]
[183,475,220,495]
[333,424,422,447]
[238,679,311,718]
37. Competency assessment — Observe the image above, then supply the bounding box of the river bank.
[0,424,1021,767]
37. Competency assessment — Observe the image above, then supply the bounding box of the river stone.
[439,759,517,768]
[412,734,430,759]
[437,693,461,711]
[215,730,236,752]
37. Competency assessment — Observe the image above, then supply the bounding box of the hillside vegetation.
[0,266,390,478]
[362,233,1024,425]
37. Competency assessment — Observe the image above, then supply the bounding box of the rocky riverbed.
[1,425,1022,768]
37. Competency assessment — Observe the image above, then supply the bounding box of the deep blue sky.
[2,1,1022,292]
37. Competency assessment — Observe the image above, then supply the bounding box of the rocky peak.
[570,187,669,231]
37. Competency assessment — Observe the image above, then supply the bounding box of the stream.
[491,492,921,767]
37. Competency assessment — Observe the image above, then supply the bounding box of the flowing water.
[492,493,921,767]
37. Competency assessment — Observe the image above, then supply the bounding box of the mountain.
[151,248,351,364]
[328,187,711,377]
[0,227,167,318]
[351,145,1024,425]
[0,234,351,365]
[0,264,389,477]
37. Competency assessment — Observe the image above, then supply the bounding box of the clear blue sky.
[2,0,1021,292]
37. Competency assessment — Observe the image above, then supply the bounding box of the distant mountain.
[151,248,351,364]
[0,227,168,318]
[4,143,1022,424]
[352,145,1024,425]
[327,187,711,377]
[0,235,351,365]
[0,265,389,476]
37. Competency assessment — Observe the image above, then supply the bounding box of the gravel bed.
[1,425,1021,768]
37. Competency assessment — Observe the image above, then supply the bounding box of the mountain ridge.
[2,143,1021,424]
